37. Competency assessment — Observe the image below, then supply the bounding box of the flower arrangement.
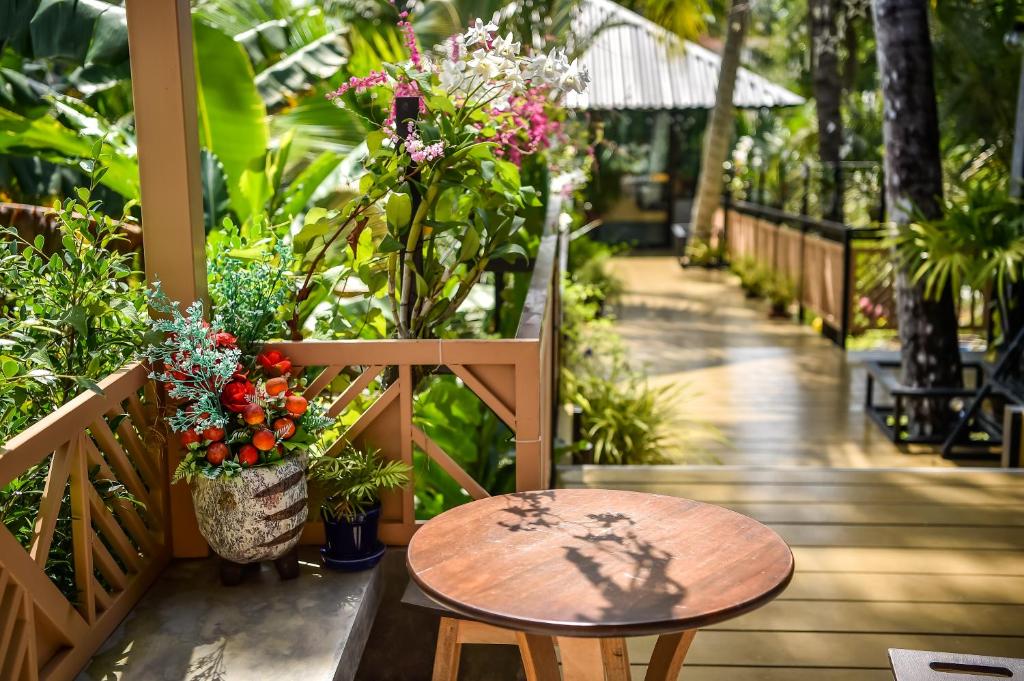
[145,237,333,482]
[292,12,591,341]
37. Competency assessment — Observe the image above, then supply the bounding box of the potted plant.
[307,446,411,570]
[145,280,334,585]
[765,273,795,318]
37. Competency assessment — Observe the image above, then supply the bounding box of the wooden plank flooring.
[607,259,999,468]
[560,465,1024,678]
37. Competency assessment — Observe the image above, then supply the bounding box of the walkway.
[608,256,947,467]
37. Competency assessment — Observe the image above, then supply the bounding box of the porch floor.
[559,464,1024,679]
[607,257,989,467]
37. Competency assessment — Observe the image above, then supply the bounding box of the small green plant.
[764,272,796,314]
[307,446,411,522]
[732,256,768,298]
[0,152,146,441]
[559,280,689,465]
[686,238,726,267]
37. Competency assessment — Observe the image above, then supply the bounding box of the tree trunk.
[690,0,750,243]
[810,0,844,222]
[873,0,963,439]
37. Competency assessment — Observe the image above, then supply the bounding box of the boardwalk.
[609,257,952,467]
[560,465,1024,679]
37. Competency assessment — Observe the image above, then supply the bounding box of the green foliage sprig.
[207,218,294,355]
[0,150,145,441]
[307,446,411,522]
[144,285,239,433]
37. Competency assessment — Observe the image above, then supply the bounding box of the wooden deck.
[607,258,986,467]
[560,465,1024,679]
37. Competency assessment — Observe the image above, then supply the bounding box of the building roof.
[566,0,805,111]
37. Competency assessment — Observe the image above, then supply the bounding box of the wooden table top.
[407,489,794,637]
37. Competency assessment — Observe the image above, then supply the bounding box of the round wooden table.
[407,489,794,681]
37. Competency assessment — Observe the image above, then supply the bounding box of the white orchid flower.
[464,17,498,46]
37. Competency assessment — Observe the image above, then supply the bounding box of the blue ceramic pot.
[322,503,382,564]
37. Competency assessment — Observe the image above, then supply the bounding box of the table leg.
[601,638,631,680]
[432,617,461,681]
[516,632,561,681]
[557,637,604,680]
[644,630,697,681]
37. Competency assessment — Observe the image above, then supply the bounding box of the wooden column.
[125,0,209,557]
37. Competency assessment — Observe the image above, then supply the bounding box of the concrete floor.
[608,257,962,467]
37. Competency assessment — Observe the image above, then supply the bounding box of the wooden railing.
[716,198,885,347]
[0,363,168,681]
[0,196,566,679]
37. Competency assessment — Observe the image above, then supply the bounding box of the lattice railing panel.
[0,363,169,681]
[272,339,548,546]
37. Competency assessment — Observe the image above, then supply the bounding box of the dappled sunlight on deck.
[560,466,1024,679]
[608,257,956,467]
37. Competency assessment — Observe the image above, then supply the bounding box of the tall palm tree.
[810,0,843,221]
[873,0,962,438]
[690,0,749,243]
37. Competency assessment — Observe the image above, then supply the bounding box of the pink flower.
[326,71,388,100]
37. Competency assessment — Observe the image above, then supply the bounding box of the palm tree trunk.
[690,0,750,243]
[810,0,844,222]
[873,0,963,439]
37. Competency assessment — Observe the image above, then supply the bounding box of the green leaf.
[254,29,350,113]
[74,376,104,395]
[378,234,403,253]
[200,148,231,231]
[1,359,18,378]
[276,151,343,219]
[386,192,412,230]
[459,225,480,262]
[193,20,269,220]
[491,243,529,263]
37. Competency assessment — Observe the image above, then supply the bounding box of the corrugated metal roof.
[566,0,805,111]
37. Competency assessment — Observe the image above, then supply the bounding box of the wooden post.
[125,0,209,558]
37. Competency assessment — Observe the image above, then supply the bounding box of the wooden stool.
[403,576,696,681]
[889,649,1024,680]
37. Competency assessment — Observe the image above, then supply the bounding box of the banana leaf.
[193,19,270,221]
[255,28,350,113]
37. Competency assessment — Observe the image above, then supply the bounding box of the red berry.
[180,429,201,447]
[252,429,276,451]
[266,377,289,396]
[285,395,308,417]
[238,444,260,466]
[206,442,229,465]
[273,417,296,439]
[202,425,225,442]
[242,404,265,425]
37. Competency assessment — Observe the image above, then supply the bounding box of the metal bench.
[889,648,1024,680]
[864,358,983,446]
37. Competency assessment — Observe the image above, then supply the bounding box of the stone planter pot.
[190,454,309,565]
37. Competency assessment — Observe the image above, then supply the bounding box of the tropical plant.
[559,280,683,465]
[0,154,146,442]
[307,445,411,521]
[290,16,588,340]
[895,182,1024,343]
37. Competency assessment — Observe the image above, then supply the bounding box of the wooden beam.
[125,0,209,558]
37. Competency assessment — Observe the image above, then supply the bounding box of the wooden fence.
[0,199,565,680]
[716,199,886,346]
